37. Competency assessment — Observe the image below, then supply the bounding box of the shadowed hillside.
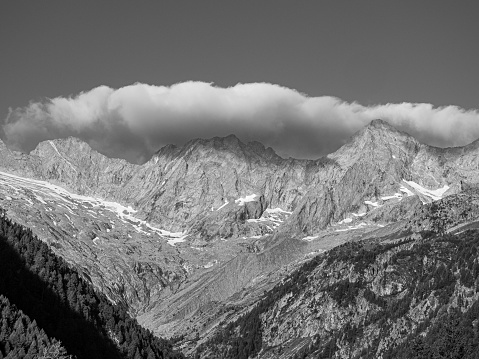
[0,209,183,359]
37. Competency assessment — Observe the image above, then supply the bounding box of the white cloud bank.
[3,82,479,163]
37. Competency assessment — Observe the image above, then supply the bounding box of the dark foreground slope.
[195,190,479,358]
[0,294,70,359]
[0,209,183,359]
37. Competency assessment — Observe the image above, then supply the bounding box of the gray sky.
[1,1,479,163]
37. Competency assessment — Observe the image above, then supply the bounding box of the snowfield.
[402,180,449,202]
[0,171,186,246]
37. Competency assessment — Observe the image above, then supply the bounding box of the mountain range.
[2,119,479,357]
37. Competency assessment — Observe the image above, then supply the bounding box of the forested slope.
[0,209,183,359]
[0,294,70,359]
[195,203,479,358]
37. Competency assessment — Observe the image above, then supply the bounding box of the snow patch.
[364,200,379,207]
[352,212,366,217]
[302,235,319,241]
[335,222,368,232]
[338,217,352,224]
[399,186,415,197]
[247,207,290,230]
[247,218,264,223]
[381,193,402,201]
[203,260,218,269]
[402,180,449,202]
[23,198,34,205]
[35,195,47,204]
[216,199,229,211]
[165,232,187,246]
[265,208,292,215]
[235,194,257,206]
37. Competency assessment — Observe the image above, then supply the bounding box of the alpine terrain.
[2,119,479,358]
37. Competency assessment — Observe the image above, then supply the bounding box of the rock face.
[4,119,479,241]
[3,119,479,356]
[189,194,268,242]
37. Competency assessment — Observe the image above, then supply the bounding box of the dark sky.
[2,1,478,112]
[1,1,479,163]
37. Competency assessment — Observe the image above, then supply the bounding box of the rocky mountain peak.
[50,136,86,146]
[156,134,282,166]
[151,134,281,164]
[169,134,241,158]
[151,144,181,163]
[330,118,419,165]
[32,137,93,160]
[219,133,242,145]
[366,118,395,129]
[246,141,280,160]
[207,134,245,154]
[357,118,415,143]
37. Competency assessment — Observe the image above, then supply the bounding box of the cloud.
[3,82,479,163]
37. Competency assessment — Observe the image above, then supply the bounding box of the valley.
[2,119,479,357]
